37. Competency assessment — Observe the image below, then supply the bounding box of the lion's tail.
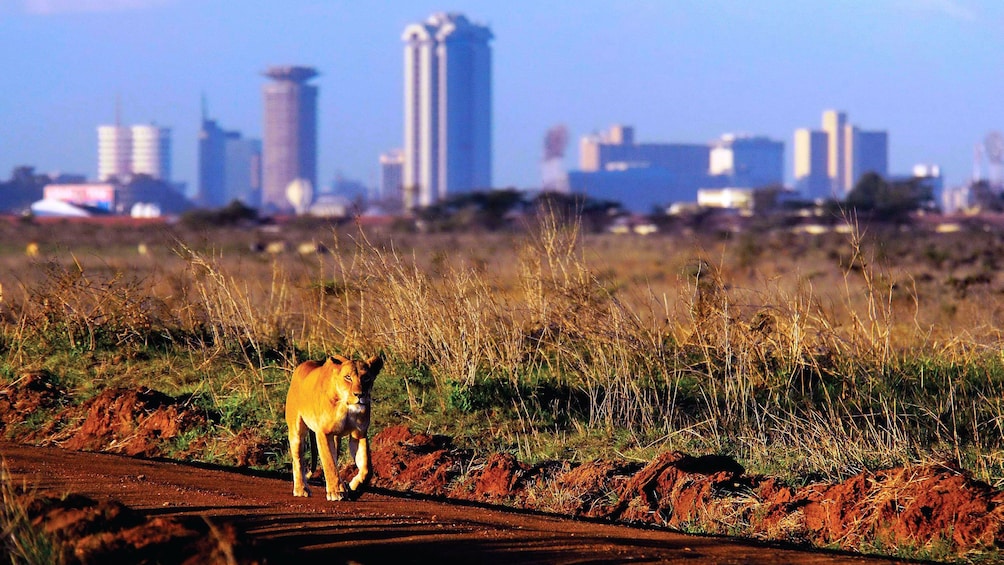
[306,430,322,480]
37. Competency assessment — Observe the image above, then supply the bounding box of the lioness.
[285,354,383,501]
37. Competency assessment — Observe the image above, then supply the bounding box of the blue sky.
[1,0,1001,195]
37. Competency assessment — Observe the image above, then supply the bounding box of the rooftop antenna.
[115,93,122,127]
[201,91,208,122]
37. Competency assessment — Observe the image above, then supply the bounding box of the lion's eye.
[344,375,353,382]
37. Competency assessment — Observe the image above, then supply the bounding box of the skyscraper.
[199,100,262,208]
[847,127,888,188]
[198,105,227,206]
[822,110,847,196]
[97,125,131,181]
[796,111,889,199]
[97,123,170,182]
[793,128,830,199]
[224,136,262,207]
[130,125,171,181]
[262,66,318,213]
[379,149,404,201]
[402,13,492,209]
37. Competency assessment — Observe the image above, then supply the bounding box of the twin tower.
[261,12,492,213]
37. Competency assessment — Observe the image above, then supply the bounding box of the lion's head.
[327,354,383,413]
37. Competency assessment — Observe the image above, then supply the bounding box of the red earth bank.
[2,372,1002,560]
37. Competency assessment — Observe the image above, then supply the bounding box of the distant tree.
[413,189,525,232]
[846,172,932,222]
[180,199,258,228]
[477,188,524,230]
[530,192,622,233]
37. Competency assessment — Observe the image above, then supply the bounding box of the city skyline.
[2,1,1003,197]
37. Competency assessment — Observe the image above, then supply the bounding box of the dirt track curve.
[1,442,906,564]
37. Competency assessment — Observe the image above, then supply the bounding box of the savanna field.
[2,211,1004,562]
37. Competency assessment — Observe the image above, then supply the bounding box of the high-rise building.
[97,125,132,181]
[224,136,262,207]
[199,101,262,208]
[822,110,847,195]
[402,12,493,209]
[97,124,171,182]
[847,127,888,187]
[796,111,889,199]
[262,66,318,213]
[130,125,171,181]
[198,110,227,207]
[379,149,404,201]
[708,134,784,188]
[793,128,830,198]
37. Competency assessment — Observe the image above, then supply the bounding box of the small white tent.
[30,199,91,217]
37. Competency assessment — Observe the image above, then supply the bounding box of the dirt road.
[1,442,903,564]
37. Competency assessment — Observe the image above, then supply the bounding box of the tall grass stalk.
[1,461,59,564]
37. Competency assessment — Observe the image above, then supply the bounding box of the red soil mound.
[49,387,205,457]
[364,426,1002,555]
[551,458,643,517]
[760,466,1004,551]
[608,451,748,527]
[454,452,530,502]
[5,370,1001,559]
[0,371,65,434]
[368,424,464,495]
[19,491,270,564]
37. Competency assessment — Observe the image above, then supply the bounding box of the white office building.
[130,125,171,180]
[97,124,171,182]
[97,125,132,181]
[402,12,493,209]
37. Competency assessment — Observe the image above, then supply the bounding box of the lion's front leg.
[316,432,346,501]
[347,434,370,492]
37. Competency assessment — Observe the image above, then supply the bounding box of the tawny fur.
[285,354,383,501]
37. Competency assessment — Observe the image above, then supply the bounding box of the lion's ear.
[331,354,349,364]
[365,355,384,376]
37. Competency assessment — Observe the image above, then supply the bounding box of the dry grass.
[1,215,1004,487]
[0,461,59,564]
